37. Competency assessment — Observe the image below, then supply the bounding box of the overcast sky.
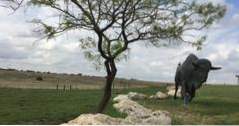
[0,0,238,84]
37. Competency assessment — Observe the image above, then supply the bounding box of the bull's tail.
[174,82,179,99]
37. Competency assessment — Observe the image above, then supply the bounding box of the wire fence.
[0,79,135,90]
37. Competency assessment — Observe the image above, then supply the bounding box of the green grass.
[0,85,239,124]
[0,88,119,124]
[0,87,164,124]
[137,85,239,124]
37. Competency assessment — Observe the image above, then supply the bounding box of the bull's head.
[191,59,221,87]
[192,59,221,72]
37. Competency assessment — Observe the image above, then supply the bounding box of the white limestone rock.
[113,95,152,117]
[64,92,172,125]
[64,114,124,125]
[113,94,172,125]
[166,85,175,91]
[149,91,168,99]
[127,92,147,100]
[141,110,172,125]
[113,94,129,102]
[167,87,182,97]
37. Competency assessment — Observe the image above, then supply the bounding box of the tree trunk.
[97,59,117,113]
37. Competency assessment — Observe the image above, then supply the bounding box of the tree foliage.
[2,0,226,61]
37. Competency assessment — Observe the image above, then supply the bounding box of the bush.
[36,76,43,81]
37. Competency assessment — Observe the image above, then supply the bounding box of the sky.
[0,0,238,84]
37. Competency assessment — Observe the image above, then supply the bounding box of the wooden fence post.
[63,85,66,91]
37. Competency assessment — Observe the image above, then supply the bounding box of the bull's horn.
[210,66,221,70]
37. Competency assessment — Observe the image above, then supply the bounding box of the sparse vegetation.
[36,76,43,81]
[0,68,158,89]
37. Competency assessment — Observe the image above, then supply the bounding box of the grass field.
[138,85,239,124]
[0,85,238,124]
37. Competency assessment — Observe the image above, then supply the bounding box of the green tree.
[1,0,226,113]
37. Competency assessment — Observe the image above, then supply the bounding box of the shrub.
[36,76,43,81]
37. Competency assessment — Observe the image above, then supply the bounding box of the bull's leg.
[189,86,196,102]
[183,83,191,106]
[174,82,179,99]
[184,93,191,106]
[181,82,186,99]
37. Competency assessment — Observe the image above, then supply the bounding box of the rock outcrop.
[167,85,182,97]
[149,91,168,99]
[113,94,152,117]
[113,94,171,125]
[166,85,175,91]
[63,92,172,125]
[64,114,124,125]
[127,92,147,100]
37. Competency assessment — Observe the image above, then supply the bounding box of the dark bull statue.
[174,53,221,105]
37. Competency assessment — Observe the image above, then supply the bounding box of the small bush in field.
[36,76,43,81]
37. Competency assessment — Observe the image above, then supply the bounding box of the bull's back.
[180,54,198,81]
